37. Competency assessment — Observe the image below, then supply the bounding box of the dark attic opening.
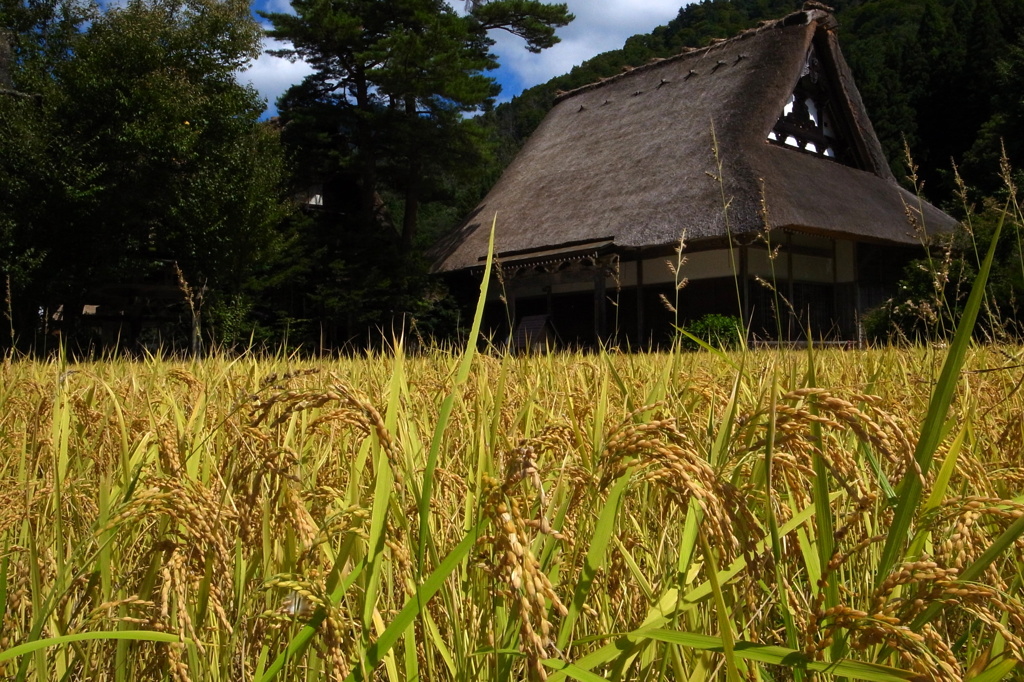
[767,42,856,167]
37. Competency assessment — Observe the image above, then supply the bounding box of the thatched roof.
[432,9,957,272]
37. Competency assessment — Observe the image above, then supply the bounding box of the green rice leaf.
[543,659,616,682]
[359,410,397,658]
[877,205,1006,584]
[0,631,185,664]
[697,532,741,682]
[344,519,488,682]
[417,215,495,575]
[923,421,967,514]
[966,658,1018,681]
[545,498,822,681]
[766,380,802,675]
[557,470,632,650]
[639,630,918,681]
[804,351,842,660]
[675,327,741,370]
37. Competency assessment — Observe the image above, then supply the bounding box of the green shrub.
[681,313,742,350]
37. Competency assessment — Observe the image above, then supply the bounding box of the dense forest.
[2,0,1023,354]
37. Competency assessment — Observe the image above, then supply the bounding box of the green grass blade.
[0,631,185,664]
[542,659,617,682]
[640,630,918,681]
[765,380,803,678]
[922,421,967,514]
[967,658,1018,681]
[877,205,1006,584]
[344,519,488,682]
[859,440,898,507]
[417,217,495,574]
[697,531,741,682]
[612,534,654,602]
[906,422,969,560]
[676,497,704,603]
[421,608,457,677]
[545,497,822,681]
[804,349,843,662]
[557,470,631,650]
[359,422,396,663]
[710,368,744,468]
[674,327,742,371]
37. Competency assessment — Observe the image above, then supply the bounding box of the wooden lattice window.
[767,44,850,164]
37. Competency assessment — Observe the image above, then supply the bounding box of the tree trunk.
[400,95,421,254]
[354,69,379,233]
[401,170,420,254]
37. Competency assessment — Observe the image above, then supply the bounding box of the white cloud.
[241,1,691,116]
[237,38,315,117]
[258,0,295,17]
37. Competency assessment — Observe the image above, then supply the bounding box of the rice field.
[1,340,1023,682]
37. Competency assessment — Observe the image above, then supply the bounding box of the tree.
[1,0,94,350]
[257,0,570,347]
[967,30,1024,184]
[1,0,290,353]
[263,0,571,252]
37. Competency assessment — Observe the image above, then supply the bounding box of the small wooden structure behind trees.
[432,7,957,346]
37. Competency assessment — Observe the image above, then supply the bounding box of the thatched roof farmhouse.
[432,7,958,347]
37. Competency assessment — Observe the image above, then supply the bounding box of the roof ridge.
[553,9,832,104]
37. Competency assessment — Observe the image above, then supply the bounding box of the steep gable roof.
[432,9,957,272]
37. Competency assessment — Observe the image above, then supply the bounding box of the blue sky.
[238,0,691,118]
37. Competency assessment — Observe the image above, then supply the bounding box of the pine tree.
[260,0,571,345]
[264,0,571,252]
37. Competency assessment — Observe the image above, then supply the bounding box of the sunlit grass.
[1,339,1023,681]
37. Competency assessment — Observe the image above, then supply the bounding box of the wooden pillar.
[593,265,606,346]
[635,254,645,347]
[853,241,863,346]
[740,245,750,334]
[831,237,839,340]
[786,230,795,341]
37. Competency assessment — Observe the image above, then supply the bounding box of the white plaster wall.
[748,248,777,278]
[791,253,833,282]
[639,249,736,285]
[747,248,835,283]
[835,240,855,283]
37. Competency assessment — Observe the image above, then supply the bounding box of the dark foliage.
[863,199,1024,343]
[681,313,744,351]
[1,0,290,356]
[260,0,572,350]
